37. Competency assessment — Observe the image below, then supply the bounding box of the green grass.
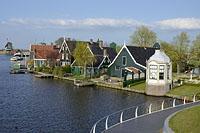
[169,105,200,133]
[130,81,146,92]
[167,84,200,97]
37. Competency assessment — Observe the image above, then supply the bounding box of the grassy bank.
[169,105,200,133]
[166,84,200,100]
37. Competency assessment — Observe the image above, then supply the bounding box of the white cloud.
[1,18,144,29]
[156,18,200,30]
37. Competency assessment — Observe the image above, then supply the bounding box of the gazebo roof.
[149,49,170,63]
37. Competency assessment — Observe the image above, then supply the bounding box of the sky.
[0,0,200,49]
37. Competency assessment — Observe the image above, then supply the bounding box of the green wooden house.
[108,45,155,81]
[71,40,117,77]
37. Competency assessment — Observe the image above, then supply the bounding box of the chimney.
[99,40,103,49]
[67,38,71,41]
[103,48,107,57]
[90,39,93,44]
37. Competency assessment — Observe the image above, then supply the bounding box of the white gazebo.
[146,43,172,96]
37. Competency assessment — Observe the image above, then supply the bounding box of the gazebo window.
[149,65,157,80]
[159,65,164,80]
[167,65,170,79]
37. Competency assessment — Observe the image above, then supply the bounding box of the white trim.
[59,37,71,54]
[108,45,146,69]
[97,56,111,69]
[70,59,76,67]
[87,44,94,56]
[34,59,47,61]
[108,44,126,67]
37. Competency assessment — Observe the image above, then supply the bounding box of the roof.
[104,47,117,62]
[31,45,60,59]
[149,50,170,63]
[72,41,117,68]
[89,44,117,67]
[125,67,142,74]
[126,46,155,67]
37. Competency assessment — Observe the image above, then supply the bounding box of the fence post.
[93,123,96,133]
[105,116,109,130]
[173,99,176,107]
[149,104,152,114]
[184,96,186,104]
[120,112,123,123]
[161,100,165,110]
[193,95,196,102]
[135,106,138,118]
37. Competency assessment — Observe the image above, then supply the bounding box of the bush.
[62,65,71,73]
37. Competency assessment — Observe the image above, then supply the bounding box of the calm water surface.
[0,55,169,133]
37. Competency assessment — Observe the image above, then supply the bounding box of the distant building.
[5,42,13,51]
[30,44,60,68]
[146,43,172,96]
[59,37,76,66]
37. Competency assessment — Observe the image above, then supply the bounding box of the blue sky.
[0,0,200,48]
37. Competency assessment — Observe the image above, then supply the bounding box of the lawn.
[129,81,146,92]
[169,105,200,133]
[167,84,200,98]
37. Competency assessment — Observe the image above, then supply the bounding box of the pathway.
[104,101,200,133]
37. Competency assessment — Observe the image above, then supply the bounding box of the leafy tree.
[109,42,117,51]
[116,45,122,53]
[160,41,177,72]
[55,37,64,46]
[130,25,157,47]
[173,32,190,74]
[189,34,200,75]
[73,42,96,78]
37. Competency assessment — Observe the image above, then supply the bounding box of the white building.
[146,43,172,96]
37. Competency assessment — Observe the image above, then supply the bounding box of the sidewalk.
[105,101,200,133]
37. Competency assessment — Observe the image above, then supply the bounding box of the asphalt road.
[105,101,200,133]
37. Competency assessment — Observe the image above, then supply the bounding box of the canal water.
[0,55,169,133]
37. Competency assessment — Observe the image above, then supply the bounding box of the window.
[167,65,170,79]
[62,54,64,60]
[149,65,157,80]
[122,56,127,66]
[159,65,164,80]
[66,53,69,60]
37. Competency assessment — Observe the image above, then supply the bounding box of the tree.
[173,32,190,74]
[73,42,96,78]
[130,25,157,47]
[55,37,64,46]
[160,41,178,72]
[189,34,200,76]
[109,42,117,51]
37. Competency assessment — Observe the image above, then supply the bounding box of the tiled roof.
[126,46,155,67]
[66,40,76,53]
[103,47,117,62]
[31,45,60,59]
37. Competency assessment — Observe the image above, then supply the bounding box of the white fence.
[90,93,200,133]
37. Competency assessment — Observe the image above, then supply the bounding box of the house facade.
[108,45,155,80]
[59,38,76,66]
[30,44,60,68]
[71,40,117,77]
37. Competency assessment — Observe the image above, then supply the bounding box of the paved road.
[105,101,200,133]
